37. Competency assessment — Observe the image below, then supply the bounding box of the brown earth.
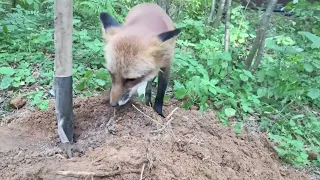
[0,95,310,180]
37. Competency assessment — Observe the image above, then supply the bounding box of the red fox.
[99,3,181,117]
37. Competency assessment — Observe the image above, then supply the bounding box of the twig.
[187,135,197,146]
[151,117,174,133]
[132,104,161,126]
[140,163,146,180]
[56,169,141,178]
[165,107,179,120]
[151,107,179,133]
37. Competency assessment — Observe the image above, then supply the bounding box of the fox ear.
[148,28,182,49]
[157,28,181,42]
[99,12,121,29]
[99,12,122,40]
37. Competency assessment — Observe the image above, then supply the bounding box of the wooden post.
[54,0,74,158]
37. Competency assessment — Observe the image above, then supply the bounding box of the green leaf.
[289,120,296,126]
[84,70,93,78]
[243,70,254,79]
[265,38,285,51]
[26,0,34,5]
[241,101,254,113]
[269,134,284,141]
[209,87,217,94]
[257,87,267,97]
[307,88,320,99]
[164,94,170,102]
[224,108,236,118]
[25,76,35,83]
[221,62,228,68]
[220,51,232,61]
[300,152,309,160]
[0,67,15,75]
[234,121,243,134]
[96,69,109,80]
[73,19,81,25]
[0,76,14,90]
[298,31,320,49]
[75,81,86,91]
[303,64,314,72]
[39,100,49,110]
[174,88,187,99]
[95,79,106,86]
[3,25,8,33]
[266,70,277,77]
[291,114,305,120]
[240,74,248,81]
[210,79,219,85]
[291,140,304,149]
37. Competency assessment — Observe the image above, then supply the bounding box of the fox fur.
[99,3,181,117]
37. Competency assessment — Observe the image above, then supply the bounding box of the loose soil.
[0,94,310,180]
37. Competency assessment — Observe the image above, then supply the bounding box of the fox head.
[99,12,181,107]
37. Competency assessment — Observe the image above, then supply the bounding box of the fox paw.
[154,104,165,118]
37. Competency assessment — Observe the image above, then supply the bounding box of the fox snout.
[110,99,118,107]
[109,85,131,107]
[109,85,121,107]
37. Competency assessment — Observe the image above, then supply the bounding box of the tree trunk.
[11,0,17,12]
[252,30,267,72]
[213,0,226,28]
[244,0,278,70]
[224,0,232,52]
[54,0,74,158]
[156,0,170,14]
[208,0,217,23]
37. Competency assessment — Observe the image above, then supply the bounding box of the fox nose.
[110,101,118,107]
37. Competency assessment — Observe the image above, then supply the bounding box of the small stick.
[151,117,174,133]
[140,163,146,180]
[56,169,141,178]
[151,107,178,133]
[165,107,179,120]
[132,104,161,126]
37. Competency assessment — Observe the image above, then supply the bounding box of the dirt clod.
[9,96,27,109]
[0,95,310,180]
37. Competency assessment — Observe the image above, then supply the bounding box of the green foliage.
[267,113,320,165]
[27,90,49,110]
[0,0,319,167]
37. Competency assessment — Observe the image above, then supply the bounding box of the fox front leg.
[145,80,153,106]
[154,67,170,118]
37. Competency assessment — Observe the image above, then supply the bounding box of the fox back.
[100,3,181,117]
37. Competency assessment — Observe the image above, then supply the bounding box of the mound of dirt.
[0,95,309,180]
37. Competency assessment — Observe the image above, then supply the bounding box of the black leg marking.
[154,67,170,118]
[145,80,153,106]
